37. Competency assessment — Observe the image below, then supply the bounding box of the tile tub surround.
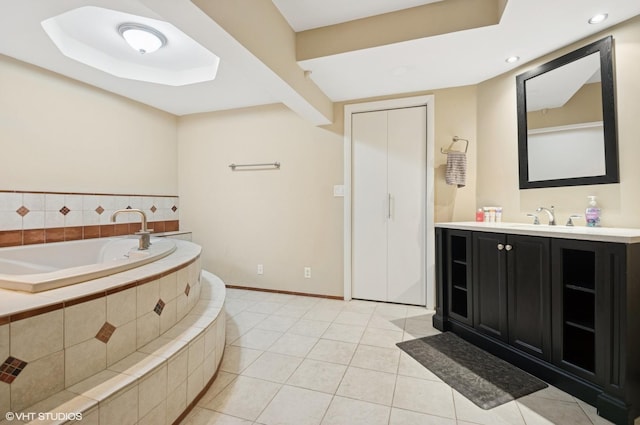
[0,191,180,247]
[0,271,225,425]
[0,239,204,414]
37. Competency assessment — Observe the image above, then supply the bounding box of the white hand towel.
[445,151,467,188]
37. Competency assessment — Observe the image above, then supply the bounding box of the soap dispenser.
[585,196,601,227]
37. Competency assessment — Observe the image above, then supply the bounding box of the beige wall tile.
[77,405,99,425]
[215,316,226,367]
[65,339,106,387]
[98,384,139,425]
[186,364,203,406]
[10,350,64,411]
[203,351,216,384]
[0,380,9,417]
[188,335,205,375]
[167,347,188,395]
[204,323,216,357]
[159,299,177,335]
[138,363,167,420]
[176,294,188,322]
[10,310,63,362]
[139,399,167,425]
[64,298,106,348]
[106,321,136,367]
[107,287,136,327]
[177,268,189,295]
[137,279,160,317]
[137,311,160,349]
[0,324,8,362]
[165,380,186,425]
[159,273,178,302]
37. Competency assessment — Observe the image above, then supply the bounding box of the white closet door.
[352,110,388,302]
[387,107,426,305]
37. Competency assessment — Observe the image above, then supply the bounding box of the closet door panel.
[387,106,427,305]
[352,110,388,301]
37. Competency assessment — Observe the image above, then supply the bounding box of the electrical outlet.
[304,267,311,278]
[257,264,264,275]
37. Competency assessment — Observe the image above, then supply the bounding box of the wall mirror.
[517,36,618,189]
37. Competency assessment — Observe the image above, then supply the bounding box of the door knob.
[497,243,504,251]
[505,244,513,251]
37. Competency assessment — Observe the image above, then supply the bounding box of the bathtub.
[0,237,176,292]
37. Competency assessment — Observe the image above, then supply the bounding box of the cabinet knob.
[497,243,505,251]
[505,244,513,251]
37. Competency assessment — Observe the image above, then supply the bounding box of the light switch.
[333,185,344,197]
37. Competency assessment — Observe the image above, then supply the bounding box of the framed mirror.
[517,36,618,189]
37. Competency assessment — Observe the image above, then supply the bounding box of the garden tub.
[0,237,176,292]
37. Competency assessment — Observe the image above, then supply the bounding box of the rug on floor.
[397,332,547,410]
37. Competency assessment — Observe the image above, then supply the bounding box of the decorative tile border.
[0,190,179,247]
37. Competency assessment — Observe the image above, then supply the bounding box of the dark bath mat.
[397,332,547,410]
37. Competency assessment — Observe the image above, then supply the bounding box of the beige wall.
[8,16,639,298]
[477,16,640,227]
[177,86,477,296]
[177,104,344,296]
[527,82,602,129]
[0,55,178,195]
[331,85,478,223]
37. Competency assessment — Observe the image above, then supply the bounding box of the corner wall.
[177,104,344,296]
[178,86,478,297]
[0,55,178,195]
[476,16,640,227]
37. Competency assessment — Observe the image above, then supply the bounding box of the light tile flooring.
[180,288,615,425]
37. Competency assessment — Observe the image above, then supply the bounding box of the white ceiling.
[271,0,443,31]
[0,1,639,119]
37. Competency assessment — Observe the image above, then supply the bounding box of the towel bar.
[229,162,281,170]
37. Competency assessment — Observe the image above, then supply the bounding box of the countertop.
[435,221,640,243]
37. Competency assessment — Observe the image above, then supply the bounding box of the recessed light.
[505,56,520,64]
[588,13,608,24]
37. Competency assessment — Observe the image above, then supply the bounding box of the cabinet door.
[446,230,473,325]
[507,235,551,361]
[473,232,508,341]
[551,239,623,387]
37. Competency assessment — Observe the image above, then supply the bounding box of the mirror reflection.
[516,36,618,189]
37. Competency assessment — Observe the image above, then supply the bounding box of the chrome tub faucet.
[111,208,152,250]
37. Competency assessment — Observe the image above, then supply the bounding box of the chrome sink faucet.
[536,206,556,225]
[111,208,151,250]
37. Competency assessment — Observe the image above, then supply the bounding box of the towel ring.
[440,136,469,154]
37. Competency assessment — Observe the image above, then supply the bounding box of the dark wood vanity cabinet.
[472,232,551,360]
[434,227,640,425]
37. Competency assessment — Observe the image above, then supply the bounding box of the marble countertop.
[435,221,640,243]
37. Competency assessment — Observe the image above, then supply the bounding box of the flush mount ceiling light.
[588,13,608,24]
[41,6,220,86]
[118,23,167,54]
[505,56,520,64]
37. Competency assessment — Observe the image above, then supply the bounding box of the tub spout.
[111,209,151,250]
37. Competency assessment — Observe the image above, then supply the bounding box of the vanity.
[433,222,640,425]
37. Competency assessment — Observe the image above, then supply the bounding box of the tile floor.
[180,288,615,425]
